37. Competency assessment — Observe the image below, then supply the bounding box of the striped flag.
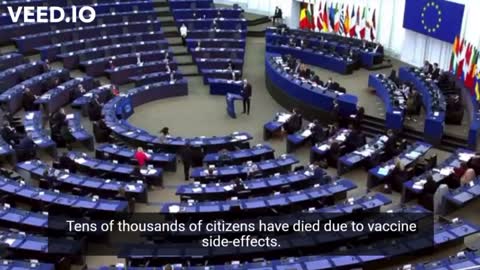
[359,7,367,39]
[370,8,376,41]
[339,4,345,35]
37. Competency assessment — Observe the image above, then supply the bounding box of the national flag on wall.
[475,73,480,101]
[449,36,459,73]
[333,3,341,33]
[316,1,323,31]
[299,4,310,30]
[309,2,315,30]
[457,40,466,79]
[359,6,367,39]
[323,1,330,32]
[370,9,376,41]
[348,4,356,37]
[465,47,478,90]
[344,5,350,37]
[339,4,345,35]
[329,3,335,31]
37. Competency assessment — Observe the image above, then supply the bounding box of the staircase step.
[247,16,271,26]
[153,0,169,8]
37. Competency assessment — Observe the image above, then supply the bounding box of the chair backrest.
[434,184,449,215]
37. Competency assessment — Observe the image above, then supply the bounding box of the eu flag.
[403,0,464,43]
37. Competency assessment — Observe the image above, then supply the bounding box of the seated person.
[15,135,35,161]
[320,77,334,90]
[422,60,433,74]
[217,149,231,166]
[88,94,103,121]
[72,84,86,100]
[1,122,20,145]
[284,109,302,134]
[50,108,67,134]
[384,157,409,193]
[298,64,310,79]
[311,120,327,144]
[22,88,38,112]
[429,63,440,80]
[384,129,399,157]
[345,127,366,152]
[460,168,476,186]
[93,119,111,143]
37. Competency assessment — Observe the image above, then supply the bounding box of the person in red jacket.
[134,147,150,167]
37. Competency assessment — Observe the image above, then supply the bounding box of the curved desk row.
[101,80,253,153]
[0,260,53,270]
[265,28,383,69]
[398,67,446,144]
[106,60,176,85]
[131,71,183,87]
[66,151,163,186]
[368,141,432,189]
[0,52,25,72]
[0,61,44,92]
[0,176,129,215]
[368,74,405,130]
[95,143,177,171]
[266,44,355,75]
[161,179,356,215]
[16,159,147,202]
[0,69,70,114]
[0,1,156,45]
[186,29,247,39]
[58,38,168,70]
[203,144,275,166]
[176,18,247,30]
[38,31,164,62]
[82,49,171,77]
[265,53,358,120]
[190,155,299,182]
[176,168,320,201]
[172,8,243,19]
[186,38,245,49]
[169,0,213,9]
[35,76,99,115]
[23,111,57,156]
[402,149,474,203]
[14,10,160,54]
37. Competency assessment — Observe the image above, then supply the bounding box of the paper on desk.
[74,158,86,164]
[66,114,74,120]
[377,167,390,176]
[25,113,34,120]
[336,134,346,142]
[234,135,248,140]
[169,205,180,213]
[223,185,234,191]
[3,238,15,246]
[318,144,330,151]
[459,153,474,162]
[192,187,202,193]
[440,167,453,176]
[277,113,291,123]
[301,129,312,137]
[125,184,136,191]
[406,151,421,160]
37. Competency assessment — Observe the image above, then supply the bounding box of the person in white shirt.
[180,23,188,46]
[136,53,142,65]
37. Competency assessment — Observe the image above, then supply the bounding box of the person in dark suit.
[384,129,399,157]
[191,146,204,167]
[241,79,252,115]
[285,109,302,134]
[88,94,102,121]
[59,152,76,173]
[15,135,35,161]
[422,60,433,74]
[22,88,37,112]
[93,119,110,143]
[72,84,86,100]
[430,63,440,80]
[311,120,327,144]
[1,122,19,145]
[272,6,282,26]
[423,173,437,194]
[42,168,57,189]
[50,108,66,135]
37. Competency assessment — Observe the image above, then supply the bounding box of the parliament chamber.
[0,0,479,270]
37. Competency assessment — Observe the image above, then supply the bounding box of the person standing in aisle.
[241,79,252,115]
[180,23,188,46]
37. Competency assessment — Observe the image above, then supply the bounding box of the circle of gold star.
[421,1,442,33]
